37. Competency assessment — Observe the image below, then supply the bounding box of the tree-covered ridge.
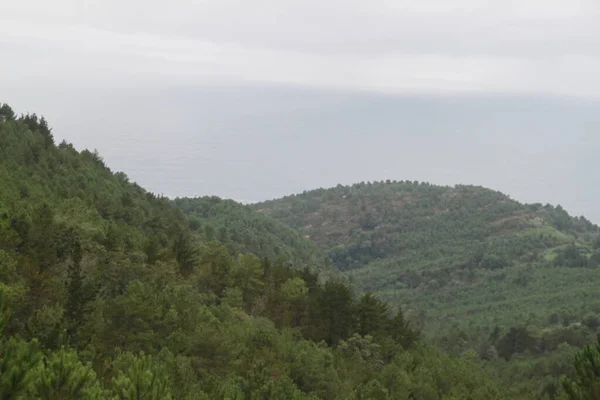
[0,103,512,398]
[255,180,600,397]
[255,181,598,274]
[174,196,340,281]
[253,181,600,325]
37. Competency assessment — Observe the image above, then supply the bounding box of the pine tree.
[312,282,354,344]
[563,334,600,400]
[0,338,42,400]
[355,293,389,337]
[172,232,199,277]
[0,104,15,121]
[387,309,419,349]
[35,347,106,399]
[27,203,57,274]
[112,353,173,400]
[0,292,43,400]
[65,239,85,340]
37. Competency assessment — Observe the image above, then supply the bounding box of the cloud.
[1,0,600,98]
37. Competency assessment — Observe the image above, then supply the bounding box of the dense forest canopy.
[254,181,600,326]
[173,196,342,282]
[1,102,600,399]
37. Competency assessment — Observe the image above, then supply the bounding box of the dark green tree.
[172,231,199,277]
[563,334,600,400]
[0,104,15,121]
[0,292,43,400]
[355,293,389,337]
[310,282,354,344]
[65,239,85,339]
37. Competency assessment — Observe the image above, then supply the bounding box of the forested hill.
[254,181,598,279]
[253,182,600,397]
[254,182,600,356]
[0,104,515,398]
[0,103,333,280]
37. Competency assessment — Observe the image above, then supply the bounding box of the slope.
[173,196,339,281]
[254,181,600,333]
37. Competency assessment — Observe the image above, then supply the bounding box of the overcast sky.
[1,0,599,222]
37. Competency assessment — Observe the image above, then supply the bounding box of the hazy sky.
[1,1,599,222]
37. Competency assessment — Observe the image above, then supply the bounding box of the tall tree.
[355,293,389,337]
[563,334,600,400]
[310,282,354,344]
[172,231,199,277]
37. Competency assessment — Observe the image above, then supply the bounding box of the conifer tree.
[563,334,600,400]
[35,347,106,399]
[112,353,173,400]
[0,292,43,400]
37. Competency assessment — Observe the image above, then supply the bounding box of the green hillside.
[173,196,340,281]
[254,181,600,395]
[254,181,599,323]
[0,104,519,399]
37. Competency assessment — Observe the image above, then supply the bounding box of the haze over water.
[6,85,597,224]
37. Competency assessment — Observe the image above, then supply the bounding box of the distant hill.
[254,181,600,331]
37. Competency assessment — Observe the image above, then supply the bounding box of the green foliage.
[0,104,16,121]
[255,180,600,398]
[35,347,105,399]
[111,352,172,400]
[355,293,389,337]
[172,231,200,277]
[563,335,600,400]
[0,337,42,400]
[174,196,336,279]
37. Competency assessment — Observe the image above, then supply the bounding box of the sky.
[1,0,599,222]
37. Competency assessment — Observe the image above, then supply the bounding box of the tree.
[0,104,15,121]
[387,309,419,349]
[0,292,43,400]
[310,282,354,344]
[355,293,389,337]
[353,379,388,400]
[563,334,600,400]
[232,254,264,311]
[172,231,199,277]
[583,314,600,330]
[281,277,308,327]
[0,338,42,400]
[496,327,537,360]
[34,347,106,399]
[112,353,173,400]
[197,241,232,296]
[65,239,85,339]
[27,203,57,274]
